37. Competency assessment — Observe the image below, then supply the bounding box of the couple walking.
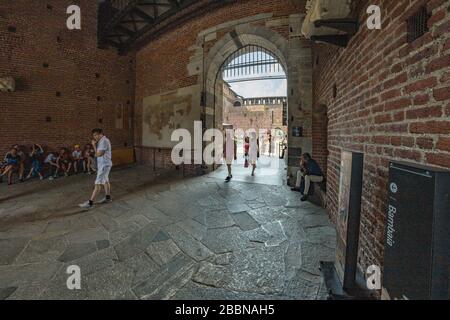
[224,131,258,182]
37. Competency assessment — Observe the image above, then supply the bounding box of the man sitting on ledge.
[291,153,324,202]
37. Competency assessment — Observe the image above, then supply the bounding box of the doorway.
[209,45,288,185]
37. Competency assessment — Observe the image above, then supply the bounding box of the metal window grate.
[407,7,429,43]
[221,45,286,82]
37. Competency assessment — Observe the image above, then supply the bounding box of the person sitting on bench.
[291,153,324,201]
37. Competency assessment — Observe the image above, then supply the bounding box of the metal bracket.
[314,18,359,35]
[310,34,349,48]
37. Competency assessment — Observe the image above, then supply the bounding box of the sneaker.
[97,198,112,204]
[78,201,93,210]
[48,176,54,181]
[300,195,308,202]
[225,175,232,182]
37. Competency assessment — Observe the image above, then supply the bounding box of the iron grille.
[407,7,429,43]
[222,45,286,82]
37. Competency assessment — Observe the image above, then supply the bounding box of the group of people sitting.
[0,143,98,185]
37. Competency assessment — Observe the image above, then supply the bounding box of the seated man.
[291,153,324,202]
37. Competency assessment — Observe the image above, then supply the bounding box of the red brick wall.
[135,0,304,149]
[0,0,135,157]
[312,104,328,175]
[312,0,450,274]
[224,104,287,133]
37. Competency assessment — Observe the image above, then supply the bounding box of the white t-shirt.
[97,136,112,168]
[72,150,82,159]
[44,154,56,164]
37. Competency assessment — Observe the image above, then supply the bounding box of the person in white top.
[79,128,113,210]
[249,131,259,176]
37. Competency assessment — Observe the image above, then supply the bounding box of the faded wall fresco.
[142,85,201,148]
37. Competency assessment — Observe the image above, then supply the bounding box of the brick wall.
[135,0,305,154]
[312,0,450,275]
[0,0,135,157]
[224,104,287,133]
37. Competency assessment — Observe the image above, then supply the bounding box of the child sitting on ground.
[26,144,44,180]
[72,144,83,174]
[44,152,59,180]
[0,147,20,185]
[56,148,72,177]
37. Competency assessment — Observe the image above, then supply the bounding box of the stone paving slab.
[0,238,30,265]
[0,165,336,300]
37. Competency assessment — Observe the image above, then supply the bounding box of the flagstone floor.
[0,164,336,300]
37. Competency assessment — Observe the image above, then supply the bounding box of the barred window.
[407,7,430,43]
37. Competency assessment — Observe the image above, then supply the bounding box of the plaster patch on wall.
[142,85,201,148]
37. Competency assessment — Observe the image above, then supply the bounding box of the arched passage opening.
[205,36,289,184]
[199,25,313,187]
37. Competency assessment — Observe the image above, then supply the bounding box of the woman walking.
[249,131,258,176]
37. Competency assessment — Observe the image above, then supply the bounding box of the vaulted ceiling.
[98,0,235,53]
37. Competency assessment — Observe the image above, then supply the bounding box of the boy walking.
[79,129,112,210]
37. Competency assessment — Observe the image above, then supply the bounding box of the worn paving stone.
[304,226,337,248]
[98,201,134,219]
[113,224,160,261]
[300,241,335,276]
[0,262,62,299]
[192,262,227,288]
[195,210,235,229]
[0,166,337,300]
[172,282,285,300]
[231,211,260,231]
[247,206,290,225]
[164,225,213,261]
[141,264,196,300]
[15,235,67,264]
[262,221,288,247]
[65,227,109,244]
[300,214,331,228]
[58,242,97,263]
[146,239,181,266]
[203,227,253,254]
[132,253,195,299]
[84,253,159,300]
[141,206,175,227]
[176,219,207,241]
[109,221,142,246]
[64,247,118,277]
[0,238,30,265]
[39,265,90,300]
[284,275,321,300]
[152,230,170,242]
[226,202,251,214]
[223,245,287,295]
[0,222,46,239]
[215,253,234,266]
[244,227,271,244]
[0,287,17,300]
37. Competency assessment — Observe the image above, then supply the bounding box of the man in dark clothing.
[291,153,324,201]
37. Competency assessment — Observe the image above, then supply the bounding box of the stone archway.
[203,25,289,131]
[198,23,313,182]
